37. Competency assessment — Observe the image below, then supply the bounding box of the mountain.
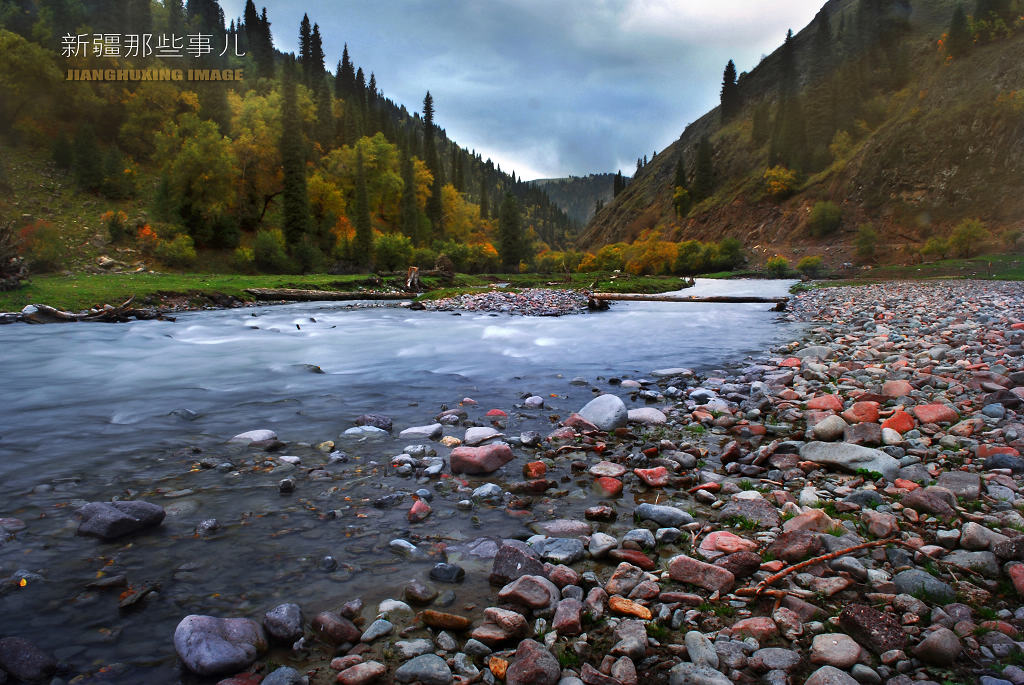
[580,0,1024,264]
[530,174,617,225]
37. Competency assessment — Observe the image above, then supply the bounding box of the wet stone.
[430,563,465,583]
[393,653,452,684]
[263,603,303,643]
[0,637,56,683]
[173,615,268,676]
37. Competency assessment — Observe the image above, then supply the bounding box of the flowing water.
[0,278,801,682]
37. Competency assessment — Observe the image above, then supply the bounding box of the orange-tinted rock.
[843,401,880,424]
[882,380,914,397]
[596,477,623,496]
[913,404,959,424]
[700,531,758,555]
[731,616,778,641]
[450,443,514,474]
[523,461,547,479]
[488,657,508,679]
[420,610,471,631]
[608,548,656,571]
[608,596,652,619]
[408,499,431,523]
[807,395,843,412]
[881,410,915,433]
[780,357,802,367]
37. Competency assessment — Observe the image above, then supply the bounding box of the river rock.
[430,562,465,583]
[0,637,56,683]
[506,639,560,685]
[810,633,862,668]
[628,407,667,425]
[635,502,694,527]
[610,619,648,660]
[393,653,452,684]
[229,429,277,444]
[684,630,719,669]
[312,611,361,645]
[399,423,443,440]
[717,497,781,528]
[490,543,546,585]
[450,443,514,474]
[892,569,955,602]
[668,662,732,685]
[799,442,900,480]
[498,575,560,611]
[578,394,628,431]
[804,665,859,685]
[262,666,304,685]
[337,661,387,685]
[173,615,268,676]
[936,471,981,499]
[464,426,503,445]
[901,486,958,519]
[263,603,303,643]
[77,500,165,540]
[912,626,961,666]
[668,554,735,593]
[355,414,392,432]
[812,415,848,442]
[470,607,529,644]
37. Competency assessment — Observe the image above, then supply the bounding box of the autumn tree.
[280,58,310,249]
[720,59,740,121]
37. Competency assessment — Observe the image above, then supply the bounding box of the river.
[0,278,801,683]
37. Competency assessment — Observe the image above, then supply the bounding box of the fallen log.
[246,288,412,302]
[590,292,788,311]
[20,297,138,324]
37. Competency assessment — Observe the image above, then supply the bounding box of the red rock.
[408,499,431,523]
[782,508,835,533]
[862,510,899,537]
[807,394,843,411]
[700,531,758,555]
[552,598,584,635]
[336,661,386,685]
[892,478,919,490]
[843,401,880,424]
[882,380,914,397]
[470,607,529,644]
[450,443,514,474]
[634,466,669,487]
[580,663,620,685]
[595,477,623,496]
[330,656,364,672]
[312,611,361,645]
[548,565,580,588]
[608,548,656,571]
[508,479,556,494]
[780,357,802,367]
[486,408,507,417]
[667,554,735,593]
[562,413,599,431]
[523,461,547,478]
[731,616,778,641]
[1007,564,1024,597]
[977,444,1020,458]
[881,410,916,433]
[420,610,472,630]
[218,675,263,685]
[506,639,560,685]
[913,404,959,424]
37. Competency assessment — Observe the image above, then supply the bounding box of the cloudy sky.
[221,1,824,180]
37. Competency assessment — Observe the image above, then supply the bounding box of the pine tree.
[73,127,103,192]
[498,193,524,271]
[279,58,309,249]
[314,79,334,148]
[310,23,325,84]
[339,44,355,96]
[692,136,714,201]
[673,156,687,189]
[167,0,184,34]
[422,91,444,236]
[720,59,740,121]
[251,7,274,80]
[352,147,373,267]
[947,5,972,58]
[186,0,224,35]
[298,14,312,84]
[243,0,258,41]
[613,170,625,197]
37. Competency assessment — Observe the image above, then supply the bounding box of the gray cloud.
[222,0,823,179]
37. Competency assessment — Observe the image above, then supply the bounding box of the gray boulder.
[578,394,628,431]
[799,442,900,480]
[77,500,165,540]
[263,603,303,643]
[173,615,267,676]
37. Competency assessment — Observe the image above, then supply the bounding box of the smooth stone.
[668,662,732,685]
[505,639,560,685]
[464,426,502,445]
[262,666,304,685]
[685,630,719,669]
[360,619,393,642]
[263,603,303,643]
[804,665,859,685]
[810,633,862,669]
[912,626,961,666]
[399,424,443,440]
[578,394,628,431]
[635,503,694,528]
[450,443,515,475]
[76,500,165,540]
[229,429,277,443]
[173,615,267,676]
[799,442,900,480]
[628,407,667,425]
[0,637,56,683]
[393,653,452,684]
[430,563,465,583]
[892,569,955,602]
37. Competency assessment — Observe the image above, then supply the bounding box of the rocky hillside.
[580,0,1024,264]
[530,174,617,225]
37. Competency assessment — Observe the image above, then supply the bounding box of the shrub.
[765,255,790,277]
[763,166,798,199]
[673,186,691,217]
[155,234,197,267]
[232,246,255,272]
[808,201,842,237]
[374,232,414,271]
[1002,227,1023,250]
[920,236,948,261]
[856,223,878,262]
[466,242,500,273]
[102,210,130,243]
[796,255,824,278]
[576,253,598,272]
[433,239,470,272]
[594,243,627,271]
[949,218,989,257]
[293,236,323,273]
[713,237,745,270]
[254,228,291,273]
[536,250,584,274]
[674,240,710,275]
[410,247,437,269]
[829,130,853,160]
[18,220,65,272]
[0,220,28,290]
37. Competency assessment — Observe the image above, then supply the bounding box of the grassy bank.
[0,271,691,313]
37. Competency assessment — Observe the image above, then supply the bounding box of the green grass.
[816,253,1024,285]
[1,270,689,313]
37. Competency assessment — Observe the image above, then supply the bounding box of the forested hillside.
[581,0,1024,270]
[530,174,617,225]
[0,0,576,275]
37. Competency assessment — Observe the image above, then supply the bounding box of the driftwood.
[590,292,788,305]
[245,288,412,302]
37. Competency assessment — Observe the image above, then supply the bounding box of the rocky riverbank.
[423,289,594,316]
[2,279,1023,685]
